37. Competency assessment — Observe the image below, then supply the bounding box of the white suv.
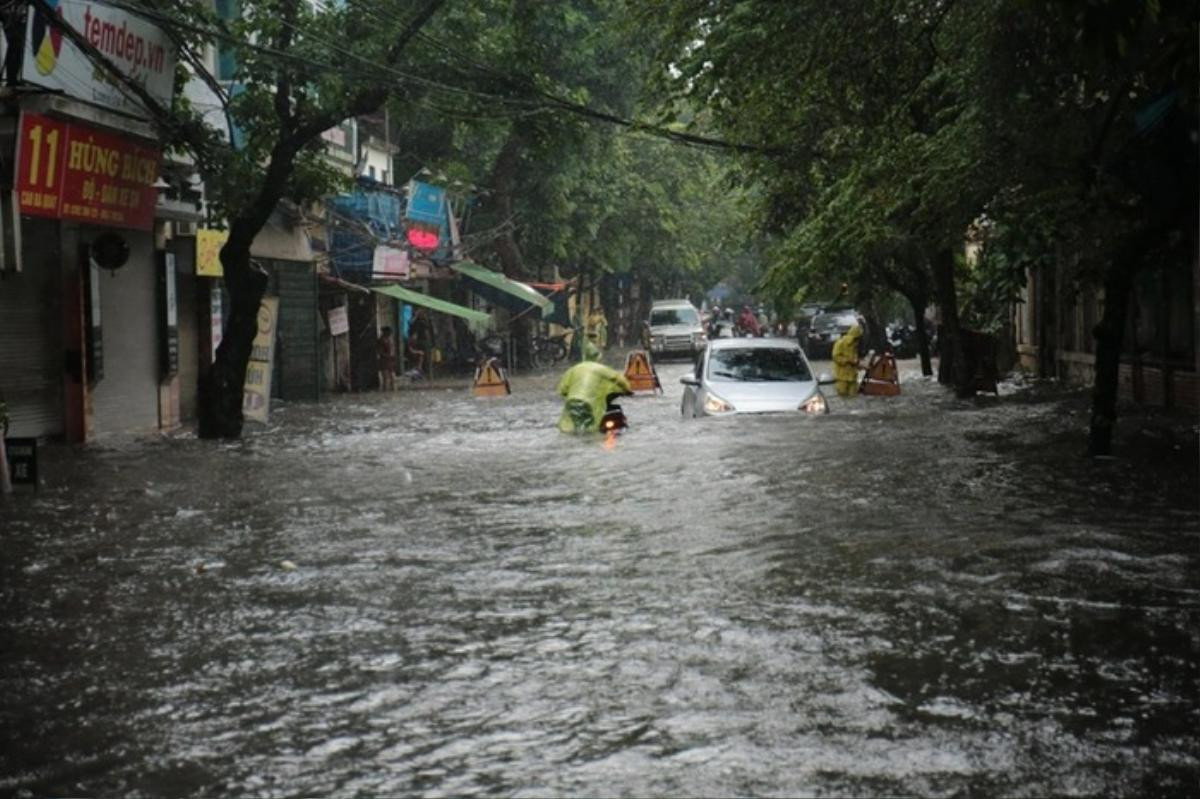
[644,299,706,359]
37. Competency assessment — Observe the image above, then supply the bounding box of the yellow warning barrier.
[472,357,511,397]
[860,352,900,396]
[624,350,662,394]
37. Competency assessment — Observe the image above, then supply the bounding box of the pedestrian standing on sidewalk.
[408,309,433,379]
[377,326,396,391]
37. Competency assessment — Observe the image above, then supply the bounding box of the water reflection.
[1,361,1197,797]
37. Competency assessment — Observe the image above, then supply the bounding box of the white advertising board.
[373,245,409,279]
[327,305,349,336]
[23,0,177,118]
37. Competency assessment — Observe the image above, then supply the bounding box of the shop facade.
[0,0,179,441]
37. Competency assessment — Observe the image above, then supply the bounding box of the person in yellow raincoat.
[586,307,608,350]
[831,323,865,397]
[556,361,632,433]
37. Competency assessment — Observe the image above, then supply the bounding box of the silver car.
[680,338,831,417]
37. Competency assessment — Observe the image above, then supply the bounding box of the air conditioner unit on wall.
[175,220,198,236]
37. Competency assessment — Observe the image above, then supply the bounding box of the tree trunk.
[197,217,270,439]
[931,247,972,398]
[859,293,888,354]
[906,293,933,376]
[197,140,297,439]
[1087,260,1135,457]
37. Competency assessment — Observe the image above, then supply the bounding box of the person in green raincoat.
[831,323,864,397]
[556,361,632,433]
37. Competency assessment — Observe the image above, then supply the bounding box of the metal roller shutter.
[0,267,63,437]
[268,259,320,401]
[0,218,63,438]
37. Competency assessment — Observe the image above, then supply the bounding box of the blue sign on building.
[405,181,446,226]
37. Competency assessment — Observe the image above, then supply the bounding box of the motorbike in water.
[600,393,630,434]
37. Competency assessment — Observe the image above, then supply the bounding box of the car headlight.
[704,394,735,414]
[800,393,827,414]
[692,332,705,345]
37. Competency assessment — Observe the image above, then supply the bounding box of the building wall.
[360,144,392,186]
[1015,260,1198,411]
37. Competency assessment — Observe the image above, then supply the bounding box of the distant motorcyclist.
[706,309,724,338]
[556,361,633,433]
[736,305,761,337]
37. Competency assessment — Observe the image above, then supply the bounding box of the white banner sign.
[242,297,278,424]
[327,304,349,336]
[373,245,409,278]
[24,0,177,118]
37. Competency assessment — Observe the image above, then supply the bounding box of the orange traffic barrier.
[472,357,511,397]
[624,350,662,394]
[861,351,901,396]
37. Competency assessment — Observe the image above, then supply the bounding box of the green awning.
[372,284,492,334]
[451,260,554,318]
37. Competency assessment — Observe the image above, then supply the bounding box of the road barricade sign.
[472,357,511,397]
[624,350,662,394]
[861,352,901,396]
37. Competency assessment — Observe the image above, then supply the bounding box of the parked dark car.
[803,308,862,359]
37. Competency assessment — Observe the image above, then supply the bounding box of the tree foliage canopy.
[638,0,1196,314]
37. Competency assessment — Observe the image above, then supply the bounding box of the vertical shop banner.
[210,289,223,362]
[23,0,177,118]
[16,112,160,230]
[195,227,228,277]
[159,252,178,376]
[242,297,278,423]
[85,259,104,383]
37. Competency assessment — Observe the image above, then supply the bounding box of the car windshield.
[650,307,699,326]
[708,347,813,382]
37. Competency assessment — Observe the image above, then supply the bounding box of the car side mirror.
[680,375,700,387]
[817,372,835,385]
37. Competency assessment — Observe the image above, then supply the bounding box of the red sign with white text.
[16,112,161,231]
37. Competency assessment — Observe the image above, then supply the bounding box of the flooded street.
[2,359,1198,797]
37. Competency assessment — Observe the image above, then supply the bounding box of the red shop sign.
[16,112,161,231]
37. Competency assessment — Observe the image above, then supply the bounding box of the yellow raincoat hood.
[556,361,632,433]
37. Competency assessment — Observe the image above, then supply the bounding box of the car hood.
[649,324,700,336]
[708,380,820,413]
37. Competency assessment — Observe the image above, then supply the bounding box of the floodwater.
[2,356,1198,797]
